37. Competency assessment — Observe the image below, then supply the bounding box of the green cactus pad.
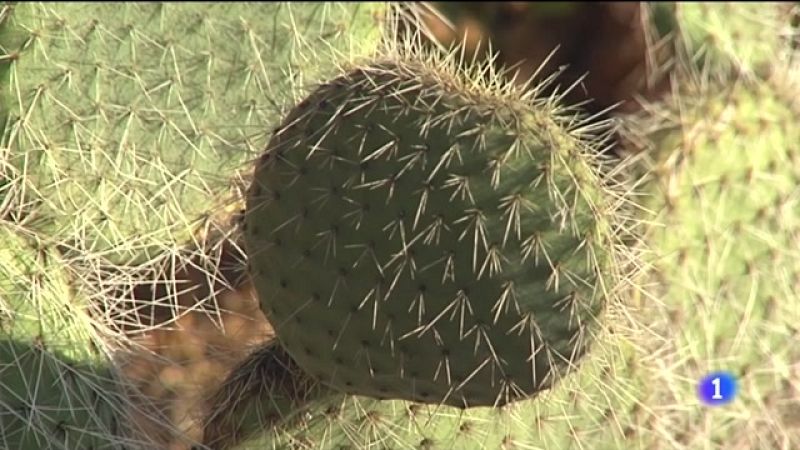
[0,224,158,450]
[203,343,341,450]
[635,70,800,448]
[672,2,792,77]
[214,323,647,449]
[0,2,384,265]
[244,49,637,409]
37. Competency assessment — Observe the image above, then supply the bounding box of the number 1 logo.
[698,371,738,406]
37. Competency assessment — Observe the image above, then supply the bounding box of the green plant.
[626,36,800,450]
[243,35,636,409]
[1,2,798,450]
[0,2,384,265]
[223,19,645,450]
[0,223,164,449]
[222,3,800,449]
[0,2,390,449]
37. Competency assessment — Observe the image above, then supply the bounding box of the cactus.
[243,29,639,410]
[0,2,385,265]
[2,2,798,450]
[626,37,800,450]
[202,342,346,450]
[0,2,392,449]
[224,17,646,448]
[0,223,166,449]
[223,3,799,450]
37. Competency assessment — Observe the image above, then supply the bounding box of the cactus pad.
[0,2,384,265]
[0,224,160,450]
[244,50,637,408]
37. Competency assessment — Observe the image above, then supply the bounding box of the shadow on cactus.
[0,224,174,449]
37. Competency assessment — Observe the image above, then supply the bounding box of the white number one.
[711,377,723,400]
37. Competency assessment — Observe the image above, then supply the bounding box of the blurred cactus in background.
[1,2,798,450]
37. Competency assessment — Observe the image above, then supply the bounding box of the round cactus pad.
[245,59,629,408]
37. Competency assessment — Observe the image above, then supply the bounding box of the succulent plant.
[0,2,385,265]
[224,3,800,449]
[243,40,638,409]
[625,26,800,450]
[1,2,798,450]
[226,18,644,449]
[0,2,390,449]
[0,223,164,449]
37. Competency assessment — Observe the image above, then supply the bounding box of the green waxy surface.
[0,2,384,264]
[0,225,148,450]
[637,73,800,448]
[245,57,633,409]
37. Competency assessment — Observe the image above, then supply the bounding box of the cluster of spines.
[232,15,649,450]
[0,2,390,449]
[228,3,799,450]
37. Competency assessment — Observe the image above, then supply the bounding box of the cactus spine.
[0,2,390,449]
[243,34,639,410]
[0,224,162,449]
[0,2,385,265]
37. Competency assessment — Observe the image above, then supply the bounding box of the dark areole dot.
[334,357,345,365]
[303,249,311,257]
[279,279,288,288]
[360,339,370,348]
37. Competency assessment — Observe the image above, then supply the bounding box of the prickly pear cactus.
[0,224,160,450]
[243,37,638,411]
[202,343,342,450]
[0,2,393,449]
[0,2,385,265]
[631,54,800,450]
[224,3,799,450]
